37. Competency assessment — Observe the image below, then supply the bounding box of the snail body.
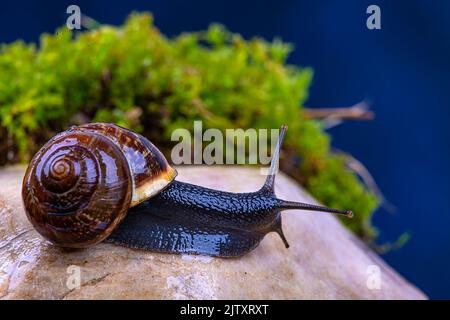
[22,123,352,257]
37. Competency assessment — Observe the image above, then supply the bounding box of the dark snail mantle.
[22,123,353,257]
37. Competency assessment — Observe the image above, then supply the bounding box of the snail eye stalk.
[260,125,353,218]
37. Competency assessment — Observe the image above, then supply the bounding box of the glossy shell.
[22,123,177,248]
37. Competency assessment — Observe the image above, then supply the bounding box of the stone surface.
[0,165,426,299]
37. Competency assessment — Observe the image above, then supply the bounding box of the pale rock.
[0,165,426,299]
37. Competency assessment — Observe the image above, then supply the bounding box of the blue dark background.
[1,0,449,298]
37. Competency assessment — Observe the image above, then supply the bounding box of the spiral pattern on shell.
[22,130,133,247]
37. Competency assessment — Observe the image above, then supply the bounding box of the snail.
[22,123,353,257]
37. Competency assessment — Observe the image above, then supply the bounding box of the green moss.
[0,13,379,242]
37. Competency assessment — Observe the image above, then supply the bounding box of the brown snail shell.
[22,123,177,248]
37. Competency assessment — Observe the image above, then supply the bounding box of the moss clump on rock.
[0,13,378,241]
